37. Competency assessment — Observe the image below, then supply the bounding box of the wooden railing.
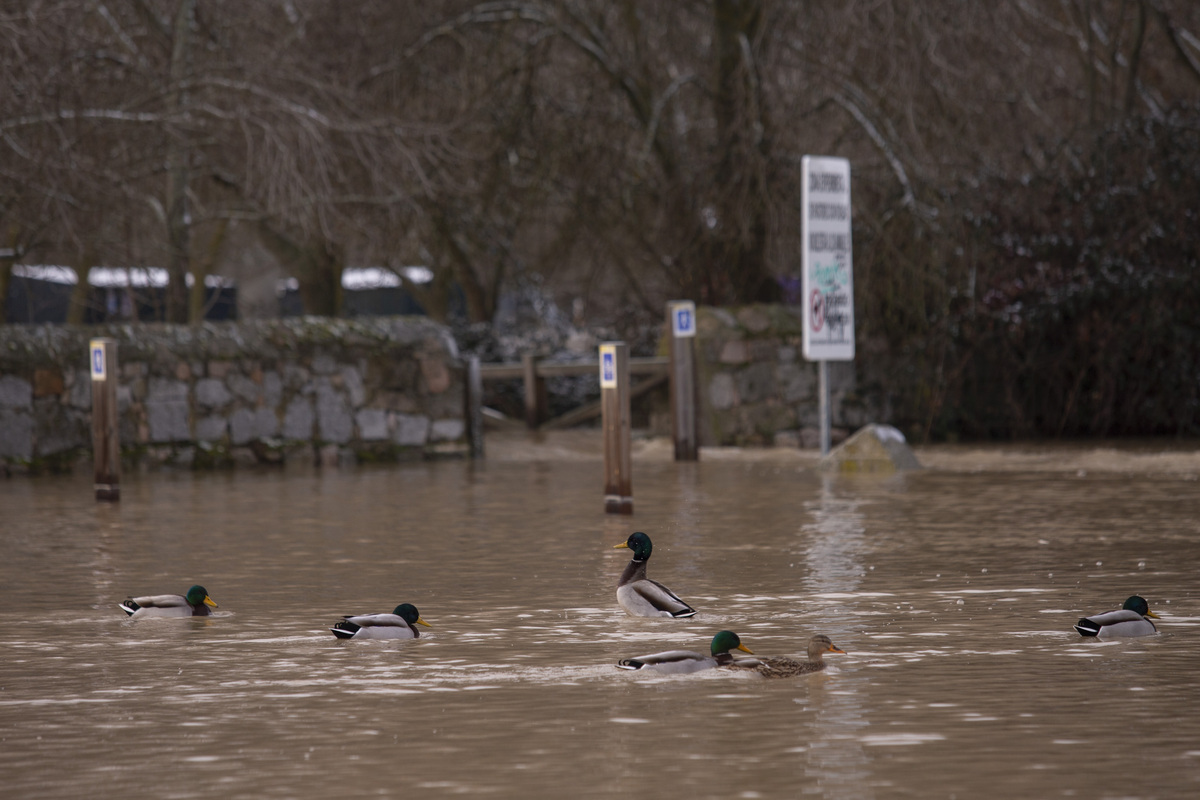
[475,355,669,431]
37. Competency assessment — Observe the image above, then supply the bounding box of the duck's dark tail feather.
[616,659,645,670]
[330,620,361,639]
[670,608,697,618]
[119,599,140,617]
[1074,618,1100,637]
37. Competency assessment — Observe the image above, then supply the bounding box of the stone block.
[735,362,776,405]
[195,415,228,442]
[231,407,279,445]
[430,418,464,442]
[227,373,261,403]
[719,340,750,364]
[778,362,815,404]
[356,408,389,441]
[316,381,352,444]
[263,371,283,407]
[195,378,233,409]
[420,357,451,394]
[342,365,366,406]
[146,378,190,442]
[818,423,922,472]
[68,371,92,409]
[282,398,315,440]
[708,373,738,410]
[0,375,32,409]
[311,353,338,375]
[208,360,232,379]
[33,369,64,397]
[0,411,33,457]
[393,413,430,446]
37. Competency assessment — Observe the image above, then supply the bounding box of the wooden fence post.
[522,353,546,429]
[89,338,120,501]
[600,342,632,514]
[464,355,484,458]
[667,300,698,461]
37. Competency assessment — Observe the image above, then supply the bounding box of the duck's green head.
[1123,595,1159,618]
[186,585,218,609]
[393,603,432,627]
[711,630,753,657]
[614,531,653,561]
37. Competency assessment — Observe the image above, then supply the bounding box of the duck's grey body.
[119,586,217,618]
[617,631,752,675]
[613,532,696,618]
[1074,596,1159,639]
[616,560,696,618]
[617,648,728,674]
[330,603,430,640]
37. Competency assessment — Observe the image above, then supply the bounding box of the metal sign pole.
[819,360,831,455]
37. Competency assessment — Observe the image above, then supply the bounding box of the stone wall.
[693,305,879,447]
[0,317,465,471]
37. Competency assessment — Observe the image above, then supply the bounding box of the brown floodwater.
[2,433,1199,799]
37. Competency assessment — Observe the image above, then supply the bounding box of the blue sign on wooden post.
[599,345,617,388]
[670,301,696,338]
[90,340,107,381]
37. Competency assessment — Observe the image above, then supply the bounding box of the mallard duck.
[727,634,847,678]
[616,630,752,674]
[330,603,431,640]
[1074,595,1160,638]
[613,531,696,618]
[119,585,217,618]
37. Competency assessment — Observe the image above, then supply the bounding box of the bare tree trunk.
[165,0,195,323]
[709,0,776,304]
[0,228,14,325]
[189,219,228,323]
[256,222,343,316]
[1124,0,1148,115]
[66,247,96,324]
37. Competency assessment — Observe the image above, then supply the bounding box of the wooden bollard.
[667,300,698,461]
[600,342,632,514]
[464,355,484,458]
[522,353,547,429]
[89,338,120,501]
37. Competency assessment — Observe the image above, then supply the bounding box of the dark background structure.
[2,1,1198,440]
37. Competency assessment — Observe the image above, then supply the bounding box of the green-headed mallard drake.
[616,630,752,674]
[1074,595,1160,638]
[727,634,847,678]
[613,531,696,618]
[330,603,431,640]
[119,585,217,618]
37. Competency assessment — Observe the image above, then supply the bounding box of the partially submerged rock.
[818,423,921,473]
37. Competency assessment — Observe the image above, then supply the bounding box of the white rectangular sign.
[89,339,107,381]
[599,344,617,388]
[669,301,696,338]
[801,155,855,361]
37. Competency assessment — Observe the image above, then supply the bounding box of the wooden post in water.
[600,342,632,514]
[464,355,484,458]
[89,338,120,501]
[522,353,546,429]
[666,300,698,461]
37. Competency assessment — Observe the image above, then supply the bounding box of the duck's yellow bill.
[204,596,218,608]
[737,643,754,654]
[829,645,847,654]
[613,542,630,550]
[1146,610,1161,619]
[416,617,432,627]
